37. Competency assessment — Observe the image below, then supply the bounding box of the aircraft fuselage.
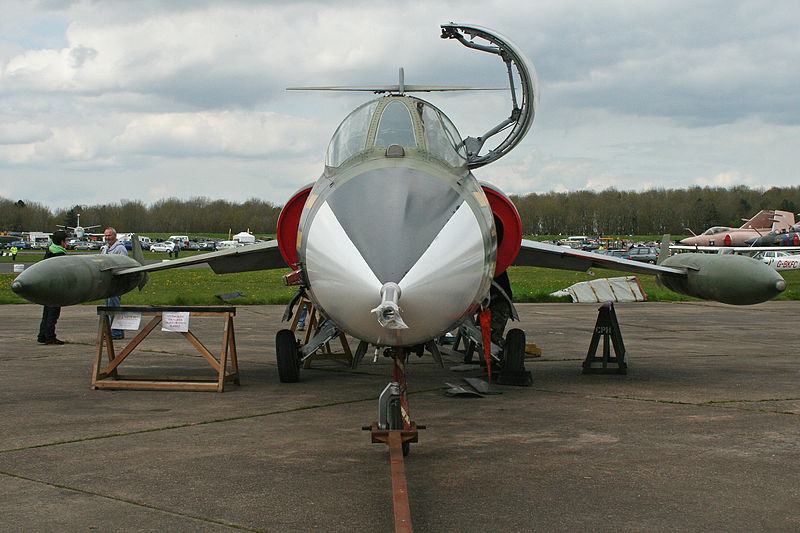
[295,96,496,346]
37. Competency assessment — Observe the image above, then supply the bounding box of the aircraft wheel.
[503,328,526,372]
[388,398,410,457]
[276,329,300,383]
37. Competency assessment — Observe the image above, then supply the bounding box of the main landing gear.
[274,320,345,383]
[275,329,301,383]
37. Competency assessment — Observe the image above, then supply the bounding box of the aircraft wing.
[114,240,289,276]
[514,239,686,277]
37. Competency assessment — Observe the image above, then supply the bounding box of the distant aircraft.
[752,250,800,271]
[57,213,102,240]
[12,23,787,457]
[744,223,800,248]
[679,210,795,247]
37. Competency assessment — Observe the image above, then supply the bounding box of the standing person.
[489,215,514,348]
[101,227,128,340]
[10,245,18,260]
[37,231,68,345]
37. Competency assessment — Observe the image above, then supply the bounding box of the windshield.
[326,96,467,168]
[374,101,416,147]
[326,100,379,167]
[420,101,466,166]
[702,227,730,235]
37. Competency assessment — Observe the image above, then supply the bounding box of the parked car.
[149,241,176,253]
[216,240,244,249]
[6,240,29,249]
[72,241,102,250]
[627,246,659,263]
[603,249,629,258]
[197,241,217,251]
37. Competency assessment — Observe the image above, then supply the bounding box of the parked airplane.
[752,250,800,271]
[11,23,787,456]
[57,213,101,240]
[679,210,795,247]
[744,224,800,248]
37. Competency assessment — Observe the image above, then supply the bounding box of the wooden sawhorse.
[93,306,239,392]
[289,298,352,367]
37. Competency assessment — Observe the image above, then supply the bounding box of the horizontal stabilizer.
[287,85,505,93]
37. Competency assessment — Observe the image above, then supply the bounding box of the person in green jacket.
[37,231,67,345]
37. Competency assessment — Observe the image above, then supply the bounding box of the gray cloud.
[0,0,798,210]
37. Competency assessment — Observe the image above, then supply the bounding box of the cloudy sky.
[1,0,798,210]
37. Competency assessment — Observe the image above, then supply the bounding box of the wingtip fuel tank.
[11,255,145,307]
[658,253,786,305]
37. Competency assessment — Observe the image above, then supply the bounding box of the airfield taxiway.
[1,301,799,531]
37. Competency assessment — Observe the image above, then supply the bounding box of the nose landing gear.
[367,348,421,455]
[364,347,424,532]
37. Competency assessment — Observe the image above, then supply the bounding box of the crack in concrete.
[532,387,800,414]
[0,386,442,454]
[0,469,263,531]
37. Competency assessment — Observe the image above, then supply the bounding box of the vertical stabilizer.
[657,235,670,265]
[131,234,149,289]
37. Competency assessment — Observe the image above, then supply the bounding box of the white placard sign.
[113,312,142,331]
[162,312,190,332]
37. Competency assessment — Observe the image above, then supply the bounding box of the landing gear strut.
[364,348,424,533]
[368,348,419,454]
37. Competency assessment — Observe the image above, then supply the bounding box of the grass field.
[1,259,798,305]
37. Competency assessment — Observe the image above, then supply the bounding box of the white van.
[168,235,189,246]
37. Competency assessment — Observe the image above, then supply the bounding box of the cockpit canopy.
[702,227,732,235]
[326,96,467,168]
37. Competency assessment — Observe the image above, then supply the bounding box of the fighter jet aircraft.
[11,23,787,453]
[679,209,795,247]
[744,223,800,248]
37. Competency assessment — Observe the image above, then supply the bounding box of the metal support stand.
[583,302,627,374]
[446,318,502,367]
[291,298,353,367]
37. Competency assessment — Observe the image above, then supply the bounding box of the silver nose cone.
[304,198,492,346]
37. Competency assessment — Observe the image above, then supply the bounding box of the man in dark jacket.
[37,230,68,345]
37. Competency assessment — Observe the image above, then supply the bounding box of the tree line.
[510,185,800,236]
[2,185,799,236]
[0,197,282,235]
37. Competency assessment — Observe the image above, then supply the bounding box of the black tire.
[276,329,300,383]
[503,328,526,372]
[388,399,410,457]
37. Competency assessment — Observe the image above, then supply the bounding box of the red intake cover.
[277,185,313,266]
[482,184,523,276]
[724,234,732,246]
